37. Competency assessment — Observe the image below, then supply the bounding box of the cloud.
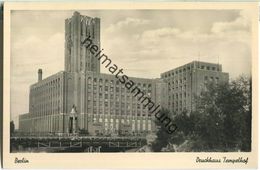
[211,10,251,34]
[102,9,252,80]
[106,17,150,33]
[138,27,180,44]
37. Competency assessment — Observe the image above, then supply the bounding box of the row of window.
[80,18,96,37]
[205,76,219,82]
[168,85,188,92]
[171,106,187,112]
[89,101,145,107]
[200,65,219,71]
[87,102,151,114]
[20,115,63,132]
[87,107,151,116]
[162,64,220,78]
[31,99,61,116]
[169,92,189,99]
[92,118,152,131]
[87,78,152,87]
[32,78,61,91]
[87,85,152,93]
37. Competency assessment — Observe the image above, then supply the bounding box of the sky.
[10,9,252,125]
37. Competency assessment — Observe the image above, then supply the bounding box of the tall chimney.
[38,69,42,82]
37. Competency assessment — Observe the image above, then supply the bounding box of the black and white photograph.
[3,2,258,169]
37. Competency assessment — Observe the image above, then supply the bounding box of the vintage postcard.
[2,2,258,169]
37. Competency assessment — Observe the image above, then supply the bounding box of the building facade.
[19,12,229,136]
[19,70,164,136]
[161,61,229,114]
[19,12,166,136]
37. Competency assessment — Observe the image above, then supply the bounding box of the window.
[142,121,146,130]
[137,120,141,131]
[110,102,114,107]
[216,77,219,83]
[115,119,119,130]
[110,86,114,92]
[93,108,97,114]
[148,120,152,131]
[110,94,114,99]
[88,78,92,85]
[132,120,135,131]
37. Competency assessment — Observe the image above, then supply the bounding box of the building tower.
[65,11,101,73]
[64,12,101,124]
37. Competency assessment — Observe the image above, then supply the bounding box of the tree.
[231,76,251,151]
[193,76,252,151]
[151,109,173,152]
[151,75,252,152]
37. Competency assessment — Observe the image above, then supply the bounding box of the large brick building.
[161,61,229,114]
[19,12,166,136]
[18,12,229,136]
